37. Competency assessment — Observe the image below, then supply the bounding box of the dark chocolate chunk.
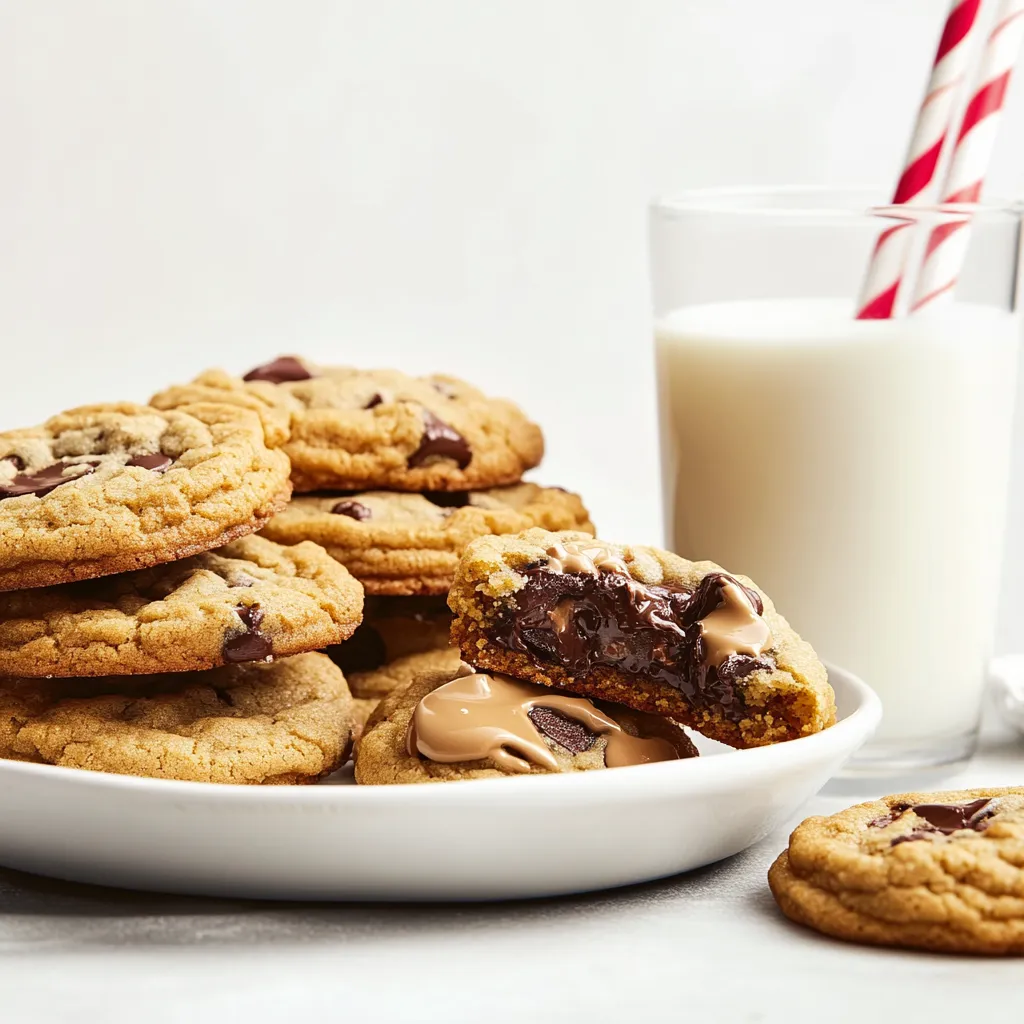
[407,410,471,469]
[223,604,273,663]
[325,623,387,674]
[528,706,596,754]
[911,798,993,834]
[423,491,471,509]
[364,393,384,410]
[331,499,372,521]
[242,356,313,384]
[0,460,99,501]
[487,569,771,722]
[126,454,173,474]
[888,799,994,846]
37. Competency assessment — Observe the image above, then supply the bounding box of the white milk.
[655,297,1020,747]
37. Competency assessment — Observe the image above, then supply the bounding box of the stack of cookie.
[151,357,595,733]
[0,401,364,784]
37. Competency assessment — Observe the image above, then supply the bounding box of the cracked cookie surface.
[769,788,1024,954]
[152,359,544,492]
[260,483,594,595]
[0,535,363,677]
[0,402,292,591]
[0,652,353,784]
[448,528,835,748]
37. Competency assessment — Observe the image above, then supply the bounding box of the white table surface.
[3,713,1024,1024]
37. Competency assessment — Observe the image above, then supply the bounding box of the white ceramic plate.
[0,663,879,901]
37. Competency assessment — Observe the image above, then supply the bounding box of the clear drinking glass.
[650,187,1022,773]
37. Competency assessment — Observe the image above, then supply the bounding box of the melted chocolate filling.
[488,569,771,721]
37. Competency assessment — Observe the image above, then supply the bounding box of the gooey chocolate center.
[487,544,773,722]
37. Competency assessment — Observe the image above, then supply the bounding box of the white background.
[3,0,1024,648]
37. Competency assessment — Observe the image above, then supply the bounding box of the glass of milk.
[651,187,1023,772]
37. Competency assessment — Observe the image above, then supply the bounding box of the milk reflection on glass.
[656,297,1020,764]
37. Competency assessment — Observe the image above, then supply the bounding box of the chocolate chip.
[407,410,471,469]
[126,454,173,474]
[910,798,993,834]
[325,623,387,674]
[528,706,596,754]
[331,499,372,521]
[223,604,273,663]
[423,491,471,509]
[364,393,384,410]
[1,455,25,472]
[0,460,99,501]
[242,356,313,384]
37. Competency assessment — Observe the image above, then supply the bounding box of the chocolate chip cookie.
[0,652,353,784]
[260,483,594,595]
[0,535,363,677]
[149,368,297,447]
[448,528,835,748]
[355,661,697,784]
[325,595,452,675]
[0,402,292,591]
[769,789,1024,954]
[152,359,544,492]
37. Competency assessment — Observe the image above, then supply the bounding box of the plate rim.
[0,661,880,804]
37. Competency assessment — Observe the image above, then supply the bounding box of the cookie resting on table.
[0,652,353,784]
[0,402,291,591]
[355,660,697,784]
[346,647,463,742]
[0,535,364,678]
[151,358,544,492]
[324,594,453,675]
[769,788,1024,955]
[448,528,835,748]
[260,483,594,595]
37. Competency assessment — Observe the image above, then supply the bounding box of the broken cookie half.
[448,528,835,748]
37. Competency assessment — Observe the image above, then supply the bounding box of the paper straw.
[910,0,1024,311]
[855,0,983,319]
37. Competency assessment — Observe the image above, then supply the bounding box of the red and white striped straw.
[855,0,984,319]
[910,0,1024,311]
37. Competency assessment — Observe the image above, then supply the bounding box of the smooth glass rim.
[651,185,1021,222]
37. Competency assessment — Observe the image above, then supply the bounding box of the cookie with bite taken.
[448,528,835,748]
